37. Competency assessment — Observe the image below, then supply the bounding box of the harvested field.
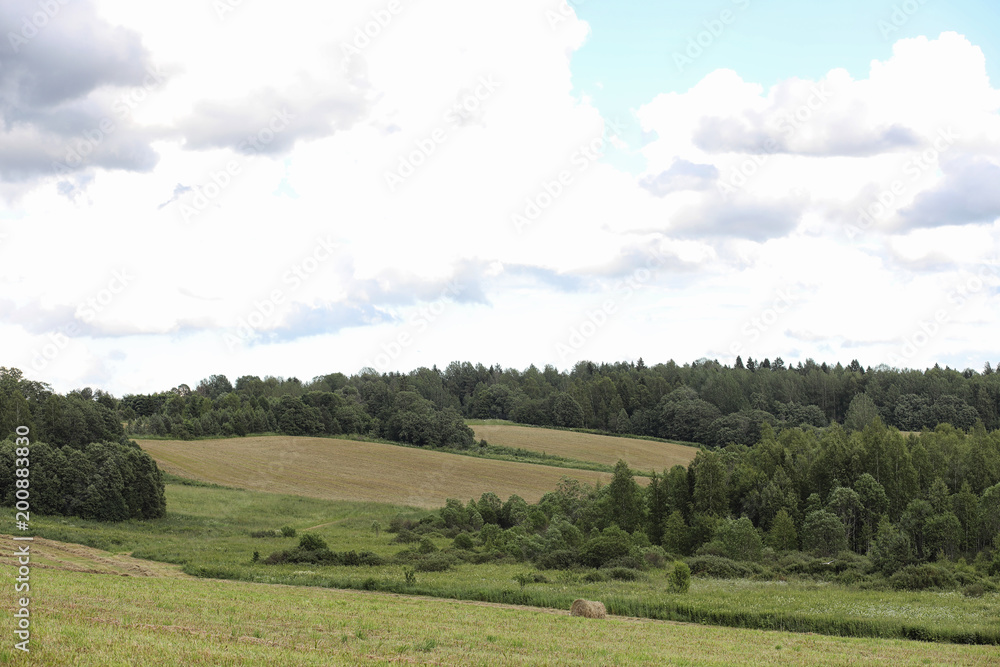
[137,436,623,509]
[471,422,698,472]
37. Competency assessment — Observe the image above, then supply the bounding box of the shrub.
[391,530,421,544]
[685,555,760,579]
[264,550,291,565]
[413,553,458,572]
[298,534,329,552]
[582,570,607,583]
[642,546,668,569]
[668,561,691,593]
[250,530,278,538]
[418,537,438,554]
[579,528,632,567]
[389,515,419,533]
[535,549,577,570]
[404,568,416,585]
[963,583,986,598]
[889,563,959,591]
[280,526,297,537]
[453,533,475,550]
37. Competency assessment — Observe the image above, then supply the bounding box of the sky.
[1,0,999,396]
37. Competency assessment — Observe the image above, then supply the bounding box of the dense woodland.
[399,420,1000,590]
[0,368,165,521]
[103,356,1000,447]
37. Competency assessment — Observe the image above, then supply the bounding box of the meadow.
[6,556,999,666]
[8,481,999,648]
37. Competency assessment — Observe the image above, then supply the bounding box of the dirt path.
[301,518,351,531]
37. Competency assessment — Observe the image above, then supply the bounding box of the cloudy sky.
[2,0,999,395]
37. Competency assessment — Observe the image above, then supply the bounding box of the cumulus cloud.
[639,159,718,196]
[0,0,166,185]
[898,156,1000,228]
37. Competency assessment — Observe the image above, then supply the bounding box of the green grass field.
[8,482,999,649]
[3,548,999,665]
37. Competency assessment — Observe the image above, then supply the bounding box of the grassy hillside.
[137,436,621,508]
[11,483,999,647]
[3,536,997,666]
[471,422,699,473]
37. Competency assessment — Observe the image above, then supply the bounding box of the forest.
[0,367,165,521]
[108,356,1000,447]
[389,419,1000,592]
[3,356,1000,536]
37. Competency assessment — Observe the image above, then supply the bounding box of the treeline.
[119,372,475,447]
[443,357,1000,446]
[107,357,1000,448]
[0,367,166,521]
[419,420,1000,589]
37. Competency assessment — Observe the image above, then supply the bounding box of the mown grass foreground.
[2,554,999,666]
[8,482,1000,649]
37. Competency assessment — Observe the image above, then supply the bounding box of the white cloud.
[3,4,1000,392]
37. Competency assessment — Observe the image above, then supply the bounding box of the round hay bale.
[570,599,607,619]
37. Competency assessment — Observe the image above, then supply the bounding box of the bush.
[889,563,959,591]
[250,530,278,538]
[298,534,328,552]
[453,533,475,550]
[391,530,421,544]
[535,549,577,570]
[280,526,297,537]
[389,515,419,533]
[668,561,691,593]
[418,537,438,554]
[685,555,761,579]
[642,546,668,569]
[582,570,607,583]
[963,583,986,598]
[413,553,458,572]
